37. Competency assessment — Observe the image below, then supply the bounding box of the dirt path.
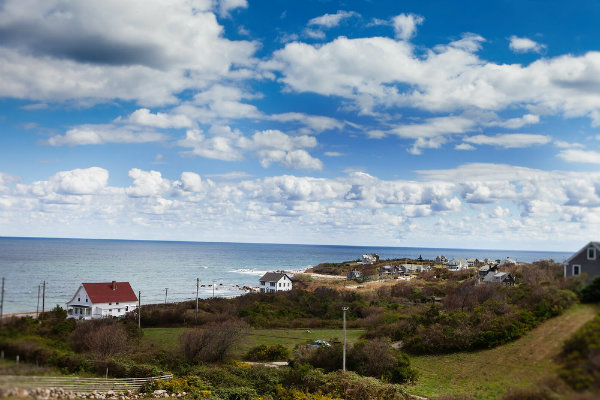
[406,303,600,400]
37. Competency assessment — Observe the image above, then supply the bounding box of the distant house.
[400,264,431,274]
[346,270,363,280]
[67,281,138,320]
[448,258,468,271]
[435,255,448,265]
[379,265,400,276]
[478,264,498,279]
[259,272,293,293]
[564,241,600,281]
[482,271,515,285]
[499,257,517,267]
[361,254,379,264]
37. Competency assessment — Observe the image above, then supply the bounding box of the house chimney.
[112,281,117,290]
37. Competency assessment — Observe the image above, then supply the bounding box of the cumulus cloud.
[392,13,424,40]
[308,10,359,28]
[509,36,546,54]
[124,109,193,129]
[45,125,167,146]
[218,0,248,17]
[463,133,551,148]
[557,149,600,164]
[126,168,171,197]
[0,0,257,106]
[455,143,475,151]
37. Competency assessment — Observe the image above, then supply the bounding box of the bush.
[244,344,290,361]
[348,338,416,383]
[558,315,600,391]
[180,320,248,363]
[580,276,600,303]
[69,319,128,357]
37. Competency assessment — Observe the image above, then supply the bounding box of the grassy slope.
[142,327,365,358]
[406,303,600,399]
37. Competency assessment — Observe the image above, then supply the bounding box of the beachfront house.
[478,264,497,279]
[482,271,515,286]
[347,270,363,280]
[259,272,293,293]
[361,254,379,264]
[400,264,431,274]
[564,241,600,281]
[448,258,468,271]
[66,281,138,320]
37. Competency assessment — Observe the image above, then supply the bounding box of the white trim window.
[587,247,596,260]
[573,264,582,276]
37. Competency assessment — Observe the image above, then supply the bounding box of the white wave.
[231,268,269,276]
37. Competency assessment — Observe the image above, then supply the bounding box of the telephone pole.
[41,281,46,318]
[195,278,199,324]
[164,288,168,304]
[0,278,5,324]
[138,291,141,329]
[36,284,40,317]
[342,306,349,372]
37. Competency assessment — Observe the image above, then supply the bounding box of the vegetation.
[579,276,600,303]
[244,344,290,361]
[559,314,600,391]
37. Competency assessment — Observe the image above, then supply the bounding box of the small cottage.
[347,270,363,280]
[482,271,515,285]
[448,258,468,271]
[66,281,138,320]
[259,272,293,293]
[564,241,600,281]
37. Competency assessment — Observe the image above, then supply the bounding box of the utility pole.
[342,306,349,372]
[164,288,168,304]
[138,291,141,329]
[36,284,40,318]
[195,278,199,324]
[41,281,46,318]
[0,277,5,324]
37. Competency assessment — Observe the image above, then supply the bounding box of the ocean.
[0,237,572,315]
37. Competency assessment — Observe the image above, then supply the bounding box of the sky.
[1,0,600,251]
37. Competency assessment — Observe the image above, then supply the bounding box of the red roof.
[82,282,138,304]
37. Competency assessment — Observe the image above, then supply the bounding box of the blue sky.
[1,0,600,251]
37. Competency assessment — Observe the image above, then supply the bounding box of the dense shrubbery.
[292,338,416,384]
[244,344,290,361]
[559,314,600,391]
[579,276,600,303]
[180,320,249,363]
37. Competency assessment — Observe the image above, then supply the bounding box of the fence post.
[16,354,19,366]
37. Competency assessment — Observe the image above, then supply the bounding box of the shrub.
[69,319,128,357]
[180,320,248,363]
[348,338,416,383]
[244,344,290,361]
[579,276,600,303]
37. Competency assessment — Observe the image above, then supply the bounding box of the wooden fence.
[0,374,173,392]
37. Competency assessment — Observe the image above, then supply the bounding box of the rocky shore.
[0,388,186,399]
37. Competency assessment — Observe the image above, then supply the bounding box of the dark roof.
[259,272,290,282]
[82,282,137,304]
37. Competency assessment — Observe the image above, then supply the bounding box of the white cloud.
[455,143,475,151]
[557,149,600,164]
[45,125,167,146]
[0,0,257,106]
[509,36,546,54]
[324,151,344,157]
[463,133,551,148]
[218,0,248,17]
[392,13,424,40]
[178,129,243,161]
[126,168,171,197]
[308,11,359,28]
[125,108,193,129]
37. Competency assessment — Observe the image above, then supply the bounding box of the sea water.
[0,237,572,314]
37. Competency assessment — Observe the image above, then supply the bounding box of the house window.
[270,282,275,287]
[260,281,265,285]
[573,265,581,276]
[125,306,128,311]
[588,247,596,260]
[116,302,119,305]
[279,282,281,287]
[85,298,88,302]
[118,309,121,312]
[78,297,80,301]
[109,302,112,305]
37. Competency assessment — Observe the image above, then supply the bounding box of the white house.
[66,281,138,320]
[361,254,378,264]
[448,258,468,271]
[259,272,293,293]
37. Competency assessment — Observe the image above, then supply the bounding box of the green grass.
[141,327,365,358]
[406,303,600,400]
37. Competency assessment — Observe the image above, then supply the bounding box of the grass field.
[142,327,365,358]
[406,303,600,399]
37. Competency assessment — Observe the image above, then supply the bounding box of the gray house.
[564,242,600,281]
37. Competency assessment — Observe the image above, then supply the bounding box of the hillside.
[407,303,600,399]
